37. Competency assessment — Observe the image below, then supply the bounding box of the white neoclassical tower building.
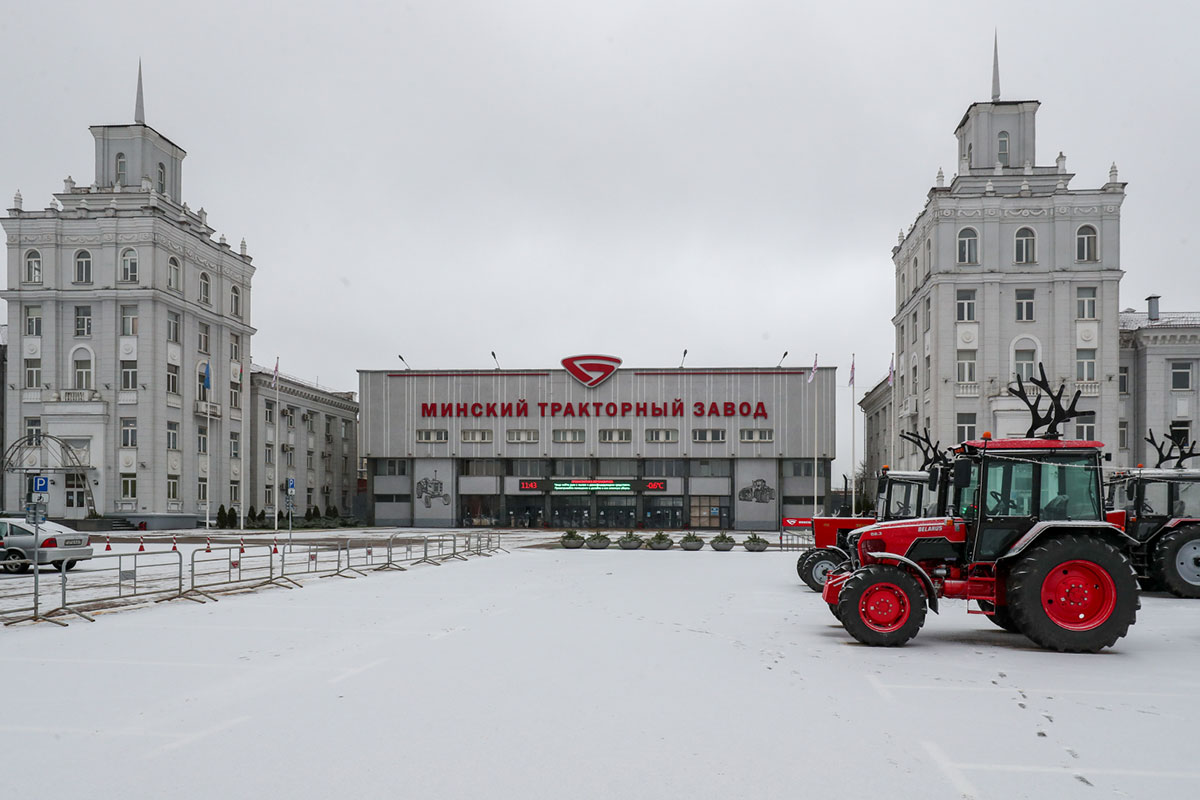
[1,68,257,527]
[885,43,1126,468]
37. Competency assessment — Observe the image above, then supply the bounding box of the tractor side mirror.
[952,459,973,489]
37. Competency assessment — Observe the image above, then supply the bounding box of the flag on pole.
[808,353,817,383]
[849,355,855,387]
[272,357,279,389]
[887,354,895,387]
[203,361,211,390]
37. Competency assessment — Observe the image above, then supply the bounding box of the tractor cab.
[877,469,934,521]
[1108,469,1200,544]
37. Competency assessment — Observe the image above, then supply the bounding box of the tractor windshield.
[1141,481,1169,516]
[1037,454,1102,521]
[886,481,924,520]
[1178,481,1200,517]
[954,460,980,520]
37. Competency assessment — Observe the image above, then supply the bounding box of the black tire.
[795,548,816,580]
[828,601,843,622]
[1137,574,1164,592]
[64,560,78,571]
[1152,527,1200,598]
[836,565,927,647]
[976,600,1021,633]
[52,559,77,572]
[801,548,845,593]
[1006,534,1139,653]
[3,550,30,575]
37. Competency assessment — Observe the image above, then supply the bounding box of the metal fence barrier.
[779,528,815,550]
[1,532,506,627]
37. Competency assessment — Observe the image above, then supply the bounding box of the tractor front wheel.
[837,565,927,647]
[795,548,816,580]
[1007,534,1138,653]
[1152,527,1200,598]
[801,548,845,592]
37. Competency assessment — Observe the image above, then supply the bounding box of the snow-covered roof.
[1120,311,1200,331]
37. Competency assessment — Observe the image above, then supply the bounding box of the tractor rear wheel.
[1007,534,1138,653]
[1152,527,1200,598]
[975,600,1020,633]
[795,548,816,580]
[801,548,845,593]
[837,565,926,647]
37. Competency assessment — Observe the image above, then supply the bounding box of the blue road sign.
[33,475,48,493]
[287,477,295,490]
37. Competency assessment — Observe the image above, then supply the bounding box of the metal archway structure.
[1,433,98,516]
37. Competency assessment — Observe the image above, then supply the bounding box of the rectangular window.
[286,408,295,428]
[265,401,275,424]
[461,429,494,443]
[121,474,137,500]
[230,480,241,505]
[553,459,591,477]
[24,305,42,337]
[75,306,92,337]
[1076,348,1097,382]
[198,323,210,353]
[166,364,179,395]
[197,425,208,454]
[168,259,181,290]
[167,421,179,451]
[23,358,41,389]
[121,360,138,390]
[229,383,241,409]
[691,459,732,477]
[956,290,976,322]
[595,458,637,476]
[265,445,274,464]
[1118,366,1129,395]
[305,413,315,433]
[956,349,976,383]
[120,418,137,448]
[415,429,449,443]
[1075,423,1096,441]
[197,370,210,402]
[691,429,726,443]
[924,297,931,331]
[167,312,180,343]
[645,429,679,443]
[506,429,539,443]
[306,450,315,469]
[1170,421,1192,446]
[463,459,504,476]
[956,413,977,442]
[230,432,240,459]
[286,448,294,466]
[1015,289,1035,322]
[739,429,774,443]
[553,429,585,443]
[120,305,138,336]
[74,358,93,390]
[167,475,179,501]
[198,477,208,502]
[510,459,547,477]
[229,334,240,361]
[1118,421,1128,450]
[1172,361,1192,390]
[598,429,632,443]
[264,486,274,507]
[1015,349,1036,382]
[910,312,918,343]
[1076,287,1097,320]
[342,419,351,439]
[25,417,42,442]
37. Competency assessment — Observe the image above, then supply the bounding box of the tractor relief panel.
[412,458,455,527]
[734,459,779,530]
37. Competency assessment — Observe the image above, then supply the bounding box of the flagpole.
[813,360,818,520]
[850,353,856,517]
[889,352,896,469]
[205,361,211,530]
[274,358,280,533]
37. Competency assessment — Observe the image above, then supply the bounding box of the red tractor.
[822,367,1139,653]
[1106,430,1200,597]
[796,431,948,591]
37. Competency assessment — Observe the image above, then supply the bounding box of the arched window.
[925,239,932,276]
[1015,227,1036,264]
[967,143,973,167]
[168,256,181,290]
[115,153,127,186]
[74,250,92,283]
[24,249,42,283]
[998,132,1010,167]
[158,163,167,194]
[73,352,93,390]
[1076,225,1098,262]
[957,228,978,265]
[199,272,211,304]
[230,285,242,317]
[120,248,139,281]
[1012,339,1039,382]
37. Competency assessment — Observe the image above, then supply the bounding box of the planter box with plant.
[710,532,736,551]
[561,530,585,549]
[647,531,673,550]
[680,532,704,551]
[585,533,611,549]
[743,534,770,552]
[618,532,644,550]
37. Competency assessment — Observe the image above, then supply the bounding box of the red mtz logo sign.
[562,355,622,388]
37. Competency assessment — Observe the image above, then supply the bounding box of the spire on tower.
[135,60,145,124]
[988,31,998,100]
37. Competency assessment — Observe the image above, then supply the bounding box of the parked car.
[1,518,93,573]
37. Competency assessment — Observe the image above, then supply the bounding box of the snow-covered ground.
[3,545,1197,799]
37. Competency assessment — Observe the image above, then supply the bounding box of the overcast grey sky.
[3,1,1198,478]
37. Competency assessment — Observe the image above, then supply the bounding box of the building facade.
[359,362,836,530]
[884,57,1125,470]
[247,365,359,520]
[1,77,257,527]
